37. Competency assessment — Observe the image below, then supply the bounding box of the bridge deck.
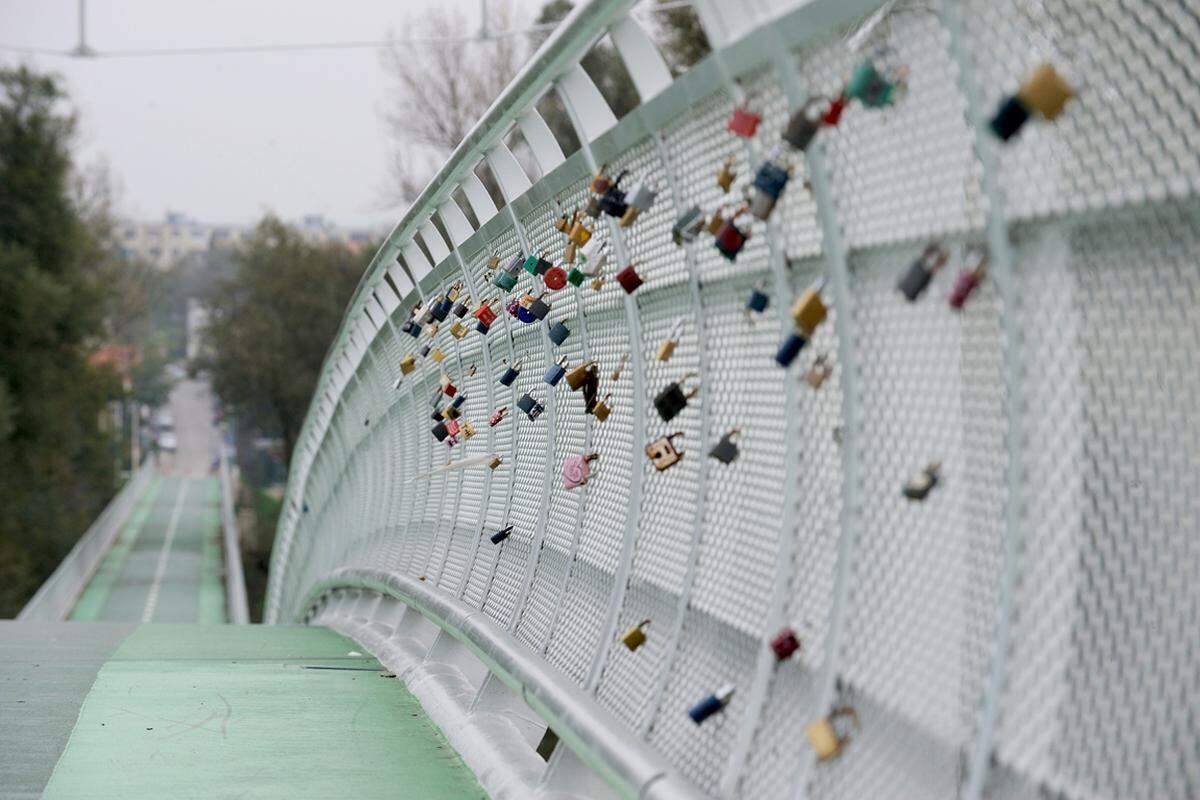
[0,623,483,799]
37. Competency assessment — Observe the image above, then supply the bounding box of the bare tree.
[380,3,523,207]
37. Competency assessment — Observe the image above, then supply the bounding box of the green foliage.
[198,216,364,465]
[0,66,120,616]
[653,0,711,73]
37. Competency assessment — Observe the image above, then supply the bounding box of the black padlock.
[402,319,422,338]
[897,243,949,302]
[654,373,699,422]
[420,343,432,357]
[451,298,469,318]
[431,295,452,321]
[775,332,808,367]
[517,392,544,420]
[476,319,491,335]
[548,321,571,346]
[490,525,514,545]
[782,99,825,151]
[528,292,552,320]
[499,360,521,387]
[431,421,449,441]
[710,429,740,464]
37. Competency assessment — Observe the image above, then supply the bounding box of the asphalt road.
[158,377,218,477]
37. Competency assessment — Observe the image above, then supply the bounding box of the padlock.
[517,392,544,420]
[498,360,521,387]
[590,394,612,422]
[822,94,847,126]
[488,407,507,426]
[460,421,476,440]
[487,454,502,470]
[806,354,833,389]
[544,266,567,290]
[709,429,740,464]
[440,378,457,397]
[490,525,514,545]
[451,298,469,318]
[487,253,501,270]
[616,264,644,294]
[400,354,417,374]
[897,243,949,302]
[645,432,685,470]
[474,299,499,326]
[426,322,440,338]
[584,195,602,218]
[791,282,828,336]
[611,353,629,382]
[782,99,826,151]
[493,269,518,291]
[589,165,612,194]
[449,321,468,339]
[475,319,491,335]
[566,360,596,391]
[431,421,450,442]
[544,356,570,387]
[567,267,586,287]
[770,628,801,661]
[430,409,444,422]
[506,297,521,317]
[547,321,571,346]
[621,619,650,650]
[597,170,629,218]
[569,218,592,246]
[432,294,454,322]
[657,317,686,362]
[579,366,600,409]
[591,275,605,292]
[716,156,737,193]
[746,286,770,314]
[949,249,988,310]
[806,707,858,761]
[672,206,705,245]
[1017,62,1073,121]
[451,393,466,409]
[524,253,552,277]
[554,210,572,234]
[528,292,552,320]
[562,453,599,489]
[728,105,761,137]
[419,343,432,358]
[430,347,446,363]
[750,160,790,221]
[903,463,940,500]
[688,684,735,725]
[846,59,903,108]
[714,214,749,262]
[516,303,537,324]
[706,207,727,236]
[619,182,657,227]
[775,331,809,367]
[564,241,577,264]
[654,373,698,422]
[402,319,423,338]
[442,405,460,421]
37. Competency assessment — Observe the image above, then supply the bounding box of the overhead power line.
[0,0,697,60]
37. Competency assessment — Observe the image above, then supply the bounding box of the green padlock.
[567,267,586,287]
[493,270,517,291]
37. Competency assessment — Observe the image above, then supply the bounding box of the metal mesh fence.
[265,1,1200,797]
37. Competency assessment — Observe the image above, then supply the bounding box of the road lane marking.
[141,479,190,622]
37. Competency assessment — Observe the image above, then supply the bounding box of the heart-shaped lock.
[544,266,567,290]
[562,453,599,489]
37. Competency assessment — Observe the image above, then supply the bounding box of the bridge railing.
[267,1,1200,798]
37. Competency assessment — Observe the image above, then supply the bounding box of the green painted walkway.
[71,476,226,624]
[27,624,483,799]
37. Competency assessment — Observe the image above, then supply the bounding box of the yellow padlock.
[805,707,858,761]
[569,220,592,247]
[487,455,502,470]
[621,619,650,651]
[1017,62,1073,121]
[591,394,612,422]
[791,285,828,337]
[430,347,446,363]
[657,317,685,363]
[461,421,476,440]
[449,321,468,339]
[399,354,416,375]
[442,405,461,421]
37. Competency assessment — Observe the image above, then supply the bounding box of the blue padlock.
[431,295,453,321]
[516,305,537,324]
[752,161,790,198]
[688,684,735,725]
[402,319,422,338]
[775,332,808,367]
[746,287,769,313]
[498,360,521,386]
[451,394,466,409]
[475,319,491,335]
[543,357,569,387]
[548,321,571,346]
[517,392,544,420]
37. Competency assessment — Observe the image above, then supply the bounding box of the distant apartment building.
[117,212,380,268]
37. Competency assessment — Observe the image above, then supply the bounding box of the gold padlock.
[591,394,612,422]
[657,317,685,362]
[487,253,501,270]
[806,354,832,389]
[565,360,596,391]
[430,347,446,363]
[442,405,461,421]
[554,210,571,233]
[716,156,736,193]
[591,275,605,291]
[487,454,502,470]
[706,208,725,236]
[805,707,858,761]
[1016,62,1073,121]
[426,322,439,337]
[610,353,629,382]
[461,421,476,440]
[569,219,592,247]
[450,321,468,339]
[621,619,650,651]
[399,354,416,375]
[447,281,462,302]
[791,283,828,337]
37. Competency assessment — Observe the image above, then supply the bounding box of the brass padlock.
[446,281,462,302]
[399,354,416,375]
[430,347,446,363]
[706,207,726,236]
[1016,62,1073,121]
[716,156,737,193]
[449,321,468,339]
[442,405,461,421]
[806,707,858,761]
[645,432,684,471]
[656,317,685,362]
[590,273,606,292]
[590,393,612,422]
[554,210,571,233]
[611,353,629,382]
[460,421,476,440]
[621,619,650,651]
[487,253,501,270]
[487,454,502,470]
[806,355,832,389]
[569,218,592,247]
[566,360,596,391]
[791,281,828,337]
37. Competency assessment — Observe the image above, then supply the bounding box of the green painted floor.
[39,624,484,799]
[71,476,226,624]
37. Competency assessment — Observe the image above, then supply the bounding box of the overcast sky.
[0,0,536,229]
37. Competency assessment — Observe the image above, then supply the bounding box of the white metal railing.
[218,444,251,624]
[267,1,1200,799]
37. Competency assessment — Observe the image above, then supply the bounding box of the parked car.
[158,431,178,452]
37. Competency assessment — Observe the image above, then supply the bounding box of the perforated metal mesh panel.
[266,1,1200,797]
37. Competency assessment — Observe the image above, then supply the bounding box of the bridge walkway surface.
[0,623,484,799]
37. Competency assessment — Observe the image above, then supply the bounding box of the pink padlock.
[445,418,460,437]
[562,453,599,489]
[489,407,508,427]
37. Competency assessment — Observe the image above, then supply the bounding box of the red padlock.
[770,628,801,661]
[823,95,847,126]
[714,219,748,261]
[728,106,761,137]
[616,264,644,294]
[544,265,567,290]
[474,301,498,327]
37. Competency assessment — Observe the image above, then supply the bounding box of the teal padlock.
[567,267,586,287]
